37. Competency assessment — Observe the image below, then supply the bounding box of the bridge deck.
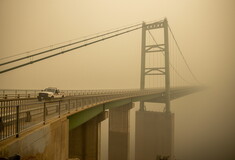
[0,86,201,141]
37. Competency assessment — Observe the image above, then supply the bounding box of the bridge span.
[0,87,199,140]
[0,86,200,159]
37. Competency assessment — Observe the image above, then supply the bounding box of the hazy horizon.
[1,0,235,159]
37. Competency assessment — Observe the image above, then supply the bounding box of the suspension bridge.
[0,18,202,160]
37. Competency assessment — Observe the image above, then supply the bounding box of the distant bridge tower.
[140,18,170,112]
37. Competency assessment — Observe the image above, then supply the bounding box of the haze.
[0,0,235,160]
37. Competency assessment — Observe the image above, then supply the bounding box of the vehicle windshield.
[44,88,56,93]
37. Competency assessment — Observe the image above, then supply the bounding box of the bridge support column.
[135,111,174,160]
[108,103,133,160]
[69,111,107,160]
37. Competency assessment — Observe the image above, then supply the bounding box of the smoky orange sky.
[0,0,235,160]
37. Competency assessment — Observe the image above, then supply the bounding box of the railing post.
[75,99,78,111]
[16,105,19,138]
[68,99,70,113]
[25,111,31,122]
[58,101,61,117]
[43,102,46,124]
[0,117,4,140]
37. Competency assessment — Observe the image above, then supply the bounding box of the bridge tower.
[137,18,174,160]
[140,18,170,113]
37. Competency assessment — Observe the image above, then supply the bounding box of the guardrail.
[0,88,155,100]
[0,89,159,141]
[0,90,40,99]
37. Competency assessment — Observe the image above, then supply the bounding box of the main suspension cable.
[0,26,142,74]
[0,23,142,66]
[168,24,200,83]
[147,30,192,84]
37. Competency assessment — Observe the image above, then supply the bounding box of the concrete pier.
[108,103,133,160]
[69,111,107,160]
[135,111,174,160]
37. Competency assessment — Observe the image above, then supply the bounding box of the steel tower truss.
[140,18,170,112]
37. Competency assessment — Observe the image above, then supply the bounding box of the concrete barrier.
[0,117,69,160]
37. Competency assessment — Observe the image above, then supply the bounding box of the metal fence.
[0,89,154,99]
[0,89,160,141]
[0,90,40,99]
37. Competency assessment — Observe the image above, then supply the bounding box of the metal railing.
[0,88,159,100]
[0,89,160,141]
[0,90,40,99]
